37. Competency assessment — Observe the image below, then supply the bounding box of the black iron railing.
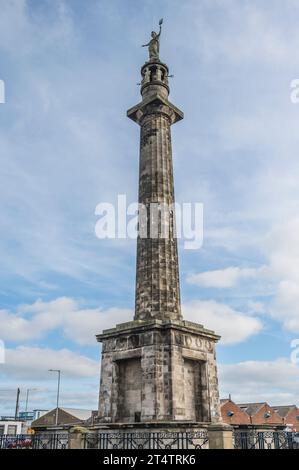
[83,431,209,449]
[1,430,297,450]
[233,430,299,449]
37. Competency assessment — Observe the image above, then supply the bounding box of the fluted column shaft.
[134,106,181,321]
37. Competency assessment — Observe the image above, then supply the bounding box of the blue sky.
[1,0,299,415]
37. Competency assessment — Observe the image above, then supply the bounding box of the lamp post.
[15,387,20,420]
[48,369,61,426]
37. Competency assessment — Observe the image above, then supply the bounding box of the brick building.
[238,402,283,426]
[274,405,299,432]
[220,400,298,428]
[220,399,250,426]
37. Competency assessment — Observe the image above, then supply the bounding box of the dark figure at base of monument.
[142,18,163,60]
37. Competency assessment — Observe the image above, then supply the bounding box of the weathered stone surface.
[128,60,183,322]
[97,55,222,427]
[97,321,221,423]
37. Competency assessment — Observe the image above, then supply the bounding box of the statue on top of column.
[142,18,163,60]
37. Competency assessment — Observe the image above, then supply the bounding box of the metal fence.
[1,430,298,450]
[83,431,209,449]
[0,433,69,449]
[233,430,299,449]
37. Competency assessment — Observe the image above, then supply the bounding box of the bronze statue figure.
[142,18,163,60]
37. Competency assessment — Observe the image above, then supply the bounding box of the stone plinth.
[208,424,234,449]
[68,426,88,449]
[97,319,221,424]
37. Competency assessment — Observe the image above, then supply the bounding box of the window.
[0,425,5,435]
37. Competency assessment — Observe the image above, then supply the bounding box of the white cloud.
[0,297,132,345]
[264,218,299,283]
[254,217,299,333]
[187,266,260,288]
[247,301,267,315]
[187,216,299,333]
[183,300,262,345]
[219,358,299,404]
[183,0,299,66]
[1,346,98,379]
[62,306,132,345]
[0,0,138,291]
[271,280,299,332]
[1,296,262,347]
[0,0,76,56]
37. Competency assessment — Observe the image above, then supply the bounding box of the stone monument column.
[96,26,222,431]
[128,59,183,322]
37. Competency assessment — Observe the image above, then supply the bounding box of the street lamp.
[48,369,61,426]
[25,388,37,413]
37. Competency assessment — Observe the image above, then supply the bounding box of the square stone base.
[97,319,221,424]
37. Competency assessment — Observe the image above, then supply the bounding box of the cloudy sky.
[1,0,299,415]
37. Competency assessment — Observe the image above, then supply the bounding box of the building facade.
[0,419,23,435]
[31,407,94,432]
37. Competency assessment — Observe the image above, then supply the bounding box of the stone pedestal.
[68,427,88,449]
[97,319,221,424]
[208,424,234,449]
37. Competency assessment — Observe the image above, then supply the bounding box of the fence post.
[208,424,234,449]
[68,426,88,449]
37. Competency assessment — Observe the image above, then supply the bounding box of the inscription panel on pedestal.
[174,332,214,353]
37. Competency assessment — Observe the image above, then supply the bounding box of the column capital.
[127,93,184,126]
